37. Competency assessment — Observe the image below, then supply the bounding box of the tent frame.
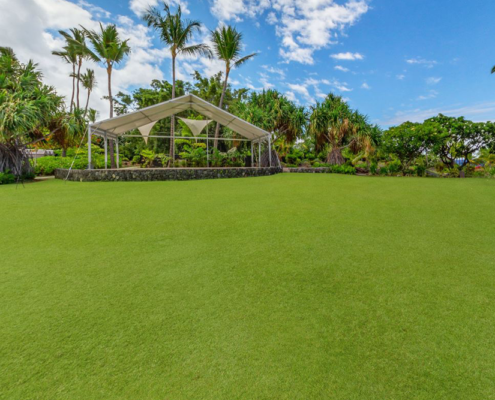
[87,94,273,170]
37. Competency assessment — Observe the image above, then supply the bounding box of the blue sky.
[2,0,495,126]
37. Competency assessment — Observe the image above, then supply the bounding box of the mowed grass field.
[1,174,495,399]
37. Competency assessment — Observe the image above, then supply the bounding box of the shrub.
[329,165,356,175]
[388,160,402,175]
[0,171,16,184]
[370,162,378,175]
[379,166,388,175]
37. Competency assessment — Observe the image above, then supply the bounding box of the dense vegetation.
[1,6,495,182]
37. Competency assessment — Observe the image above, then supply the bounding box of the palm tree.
[143,3,211,162]
[52,46,77,112]
[59,28,90,108]
[83,23,131,168]
[210,26,257,148]
[80,69,96,117]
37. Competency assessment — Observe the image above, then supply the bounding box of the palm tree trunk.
[84,90,91,117]
[70,64,76,112]
[214,68,230,149]
[76,57,82,109]
[170,56,176,165]
[327,147,345,165]
[107,64,116,168]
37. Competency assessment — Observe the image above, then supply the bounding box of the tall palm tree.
[143,3,211,162]
[210,26,257,148]
[81,69,96,117]
[52,46,77,112]
[59,28,90,108]
[83,23,131,168]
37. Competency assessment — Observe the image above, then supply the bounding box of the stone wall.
[55,167,282,182]
[285,168,330,173]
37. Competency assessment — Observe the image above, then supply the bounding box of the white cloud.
[396,74,405,80]
[331,52,364,61]
[210,0,369,65]
[335,65,350,72]
[382,102,495,126]
[406,57,437,68]
[129,0,190,17]
[0,0,168,119]
[361,82,371,89]
[426,77,442,85]
[285,91,298,103]
[418,90,438,100]
[261,65,286,78]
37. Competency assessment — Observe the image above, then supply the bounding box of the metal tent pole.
[207,124,209,168]
[88,125,92,170]
[251,141,254,167]
[258,141,261,168]
[116,139,119,169]
[269,134,272,167]
[104,132,108,170]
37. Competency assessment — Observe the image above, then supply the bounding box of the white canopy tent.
[87,94,273,169]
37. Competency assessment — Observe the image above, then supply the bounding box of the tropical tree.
[59,28,90,108]
[52,45,77,112]
[45,108,87,157]
[425,114,495,169]
[143,2,211,160]
[80,68,96,116]
[83,23,131,168]
[382,122,432,173]
[0,47,62,176]
[309,94,374,165]
[210,25,257,148]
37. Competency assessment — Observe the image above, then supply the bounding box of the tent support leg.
[88,126,92,170]
[104,133,108,170]
[269,134,272,167]
[251,141,254,167]
[207,125,209,168]
[116,139,119,169]
[258,141,261,168]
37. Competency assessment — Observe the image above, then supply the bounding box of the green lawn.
[1,174,495,399]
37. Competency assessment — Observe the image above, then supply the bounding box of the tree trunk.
[70,63,76,113]
[107,65,116,168]
[214,68,230,149]
[327,147,345,165]
[84,90,91,117]
[76,57,82,109]
[169,56,176,165]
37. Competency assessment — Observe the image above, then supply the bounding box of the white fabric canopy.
[89,94,269,141]
[178,117,211,137]
[138,121,158,144]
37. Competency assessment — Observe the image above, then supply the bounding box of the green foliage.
[0,171,16,184]
[33,154,109,175]
[382,122,432,172]
[387,160,402,175]
[329,164,356,175]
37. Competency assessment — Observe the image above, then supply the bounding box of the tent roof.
[90,94,269,141]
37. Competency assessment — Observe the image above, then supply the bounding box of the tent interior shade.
[90,94,270,141]
[178,117,212,137]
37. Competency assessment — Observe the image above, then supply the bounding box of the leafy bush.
[329,165,356,175]
[379,166,389,175]
[370,162,378,175]
[387,160,402,175]
[0,171,16,184]
[32,155,108,175]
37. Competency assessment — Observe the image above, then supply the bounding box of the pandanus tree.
[80,68,96,117]
[83,23,131,168]
[143,2,211,161]
[210,26,257,148]
[309,94,374,165]
[0,47,62,175]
